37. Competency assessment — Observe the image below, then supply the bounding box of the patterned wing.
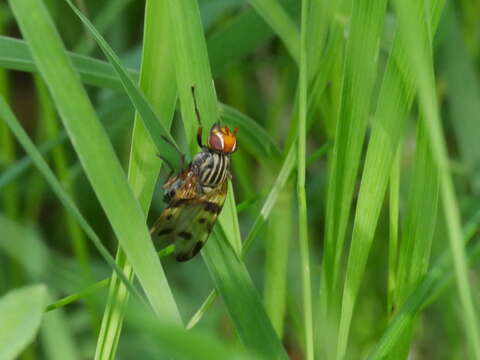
[151,176,228,262]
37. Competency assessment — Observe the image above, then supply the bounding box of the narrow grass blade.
[318,0,388,357]
[390,121,439,357]
[321,0,388,305]
[94,0,180,358]
[9,0,180,321]
[394,0,480,355]
[203,227,288,359]
[263,182,293,336]
[333,2,444,358]
[0,285,47,360]
[297,0,314,358]
[387,148,401,315]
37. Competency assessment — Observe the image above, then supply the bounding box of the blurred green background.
[1,0,480,359]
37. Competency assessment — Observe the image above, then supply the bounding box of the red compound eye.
[208,133,224,152]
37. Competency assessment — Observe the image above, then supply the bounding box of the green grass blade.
[0,285,47,360]
[247,0,299,62]
[387,148,400,316]
[390,121,439,357]
[321,0,387,310]
[317,0,388,357]
[0,26,18,223]
[393,0,480,356]
[297,0,314,358]
[263,184,292,336]
[333,1,444,358]
[94,0,180,357]
[204,227,289,359]
[9,0,180,321]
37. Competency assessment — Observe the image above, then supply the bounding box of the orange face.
[207,123,238,154]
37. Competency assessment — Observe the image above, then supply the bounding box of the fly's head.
[207,123,238,154]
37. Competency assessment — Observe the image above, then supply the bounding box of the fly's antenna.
[191,86,202,127]
[191,86,204,148]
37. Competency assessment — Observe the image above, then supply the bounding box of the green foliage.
[1,0,480,359]
[0,285,47,360]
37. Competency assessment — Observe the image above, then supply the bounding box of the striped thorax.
[194,150,230,193]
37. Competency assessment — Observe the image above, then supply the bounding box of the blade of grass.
[203,227,288,359]
[93,0,180,357]
[321,0,388,307]
[333,1,444,358]
[9,0,180,321]
[390,120,440,358]
[34,74,94,307]
[387,148,401,316]
[318,0,388,357]
[0,19,18,222]
[263,184,292,336]
[297,0,313,358]
[394,0,480,355]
